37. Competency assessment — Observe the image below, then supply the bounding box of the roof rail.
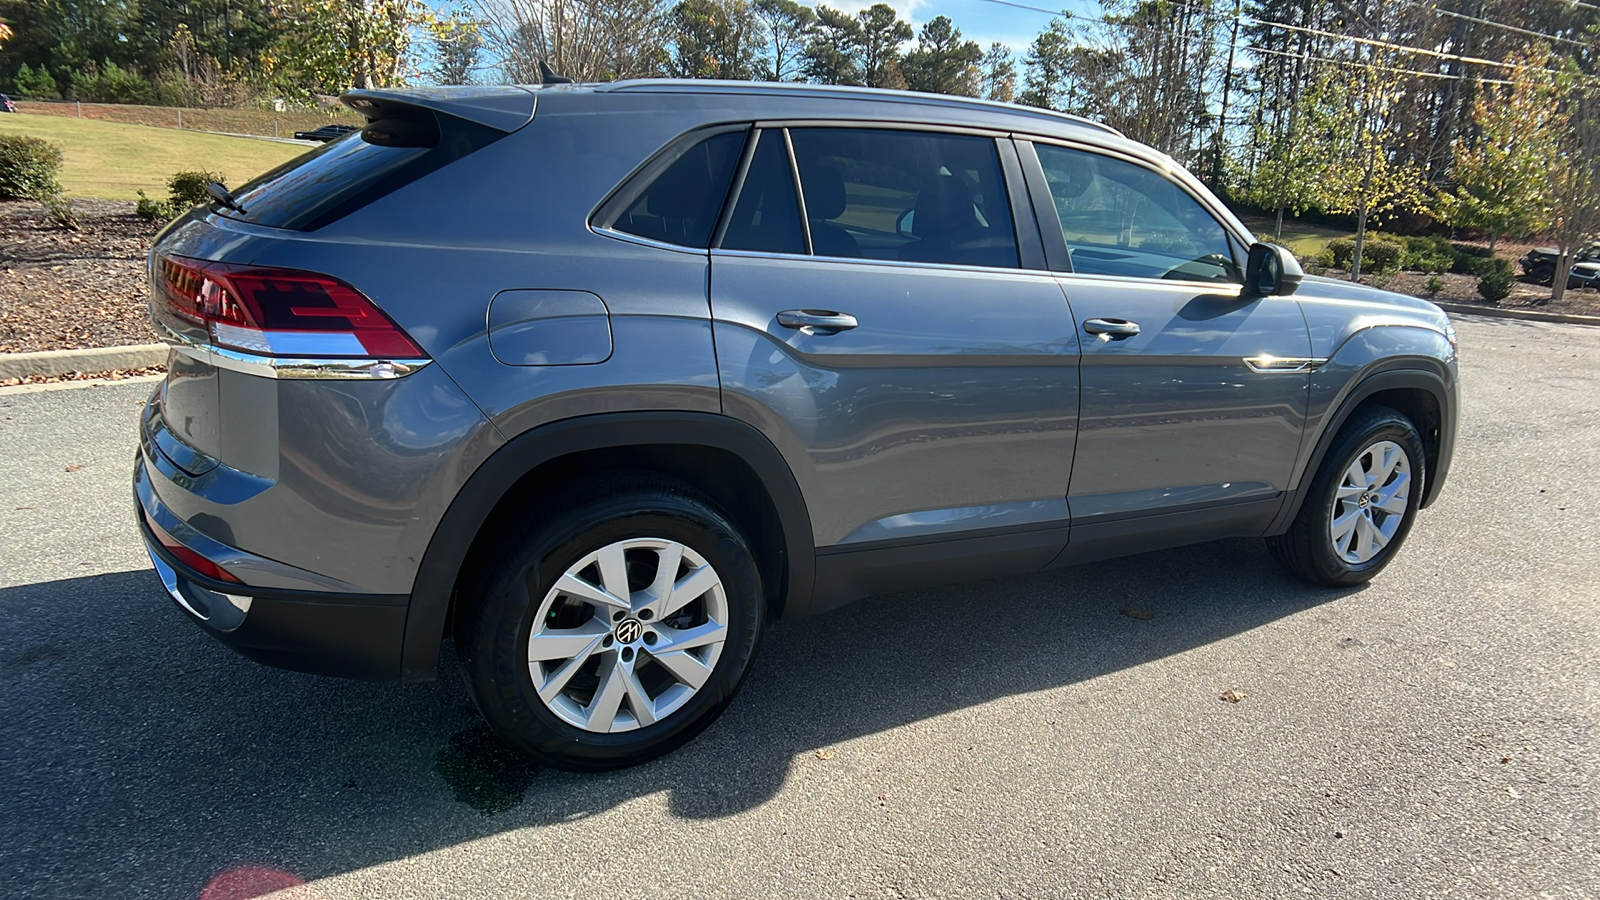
[601,80,1123,137]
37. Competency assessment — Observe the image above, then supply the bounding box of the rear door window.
[720,130,806,255]
[786,128,1019,269]
[612,131,745,248]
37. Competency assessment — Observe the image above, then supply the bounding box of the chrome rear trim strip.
[169,340,430,380]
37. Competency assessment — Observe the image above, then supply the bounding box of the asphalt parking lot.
[1,315,1595,900]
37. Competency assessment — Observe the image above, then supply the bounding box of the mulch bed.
[1354,270,1600,317]
[1,199,163,354]
[2,199,1596,361]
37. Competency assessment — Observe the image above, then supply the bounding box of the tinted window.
[720,130,805,255]
[226,111,503,232]
[1035,143,1238,283]
[614,131,744,248]
[788,128,1018,268]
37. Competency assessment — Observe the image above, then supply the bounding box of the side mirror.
[1244,242,1304,297]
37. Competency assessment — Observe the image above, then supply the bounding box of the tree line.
[1,0,1597,290]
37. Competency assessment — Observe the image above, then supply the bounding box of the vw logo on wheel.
[615,618,643,644]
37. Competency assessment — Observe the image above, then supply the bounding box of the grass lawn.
[1236,214,1352,258]
[0,113,307,201]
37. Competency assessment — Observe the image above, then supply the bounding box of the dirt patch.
[0,200,163,353]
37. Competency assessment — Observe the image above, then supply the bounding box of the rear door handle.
[1083,318,1141,339]
[778,309,859,334]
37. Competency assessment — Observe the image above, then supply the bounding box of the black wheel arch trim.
[1268,365,1455,535]
[400,411,816,681]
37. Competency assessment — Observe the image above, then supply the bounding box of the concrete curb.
[1435,301,1600,327]
[0,344,168,379]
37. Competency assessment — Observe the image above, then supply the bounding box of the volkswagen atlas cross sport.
[135,80,1458,770]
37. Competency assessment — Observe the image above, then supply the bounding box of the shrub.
[0,135,65,202]
[137,171,228,221]
[13,63,60,100]
[1325,235,1404,274]
[43,195,79,231]
[168,170,224,209]
[135,190,169,221]
[1477,258,1516,304]
[1425,275,1444,297]
[1401,235,1457,274]
[1450,243,1494,275]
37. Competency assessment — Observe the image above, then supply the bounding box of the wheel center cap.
[615,618,643,644]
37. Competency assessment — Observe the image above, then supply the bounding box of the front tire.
[1267,406,1426,586]
[457,478,764,770]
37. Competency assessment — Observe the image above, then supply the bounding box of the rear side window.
[613,131,745,248]
[224,110,505,232]
[787,128,1019,268]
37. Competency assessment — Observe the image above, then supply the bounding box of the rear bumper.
[135,460,410,681]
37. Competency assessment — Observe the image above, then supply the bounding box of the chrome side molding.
[1243,355,1328,374]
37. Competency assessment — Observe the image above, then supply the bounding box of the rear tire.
[457,476,764,770]
[1267,406,1426,587]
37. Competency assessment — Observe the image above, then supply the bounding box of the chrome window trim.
[591,225,714,256]
[1055,270,1246,294]
[781,128,814,256]
[708,247,1060,279]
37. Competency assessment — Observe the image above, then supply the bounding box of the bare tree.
[480,0,670,83]
[1544,77,1600,304]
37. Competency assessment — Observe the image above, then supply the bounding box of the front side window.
[786,128,1019,269]
[1034,143,1239,283]
[612,130,744,248]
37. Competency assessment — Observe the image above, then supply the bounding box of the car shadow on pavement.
[0,537,1352,897]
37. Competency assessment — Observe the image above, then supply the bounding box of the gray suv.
[135,81,1458,769]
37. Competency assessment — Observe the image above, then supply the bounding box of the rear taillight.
[144,510,242,584]
[155,254,425,358]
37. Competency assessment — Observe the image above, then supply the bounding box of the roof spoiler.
[340,86,539,133]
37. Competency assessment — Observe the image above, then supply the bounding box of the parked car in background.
[291,123,359,142]
[1520,241,1600,286]
[0,94,16,113]
[136,81,1459,771]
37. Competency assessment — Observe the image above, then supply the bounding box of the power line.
[975,0,1512,82]
[975,0,1592,81]
[1420,4,1591,49]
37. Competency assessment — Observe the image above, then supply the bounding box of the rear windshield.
[222,111,503,231]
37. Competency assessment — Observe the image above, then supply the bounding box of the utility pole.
[1212,0,1242,188]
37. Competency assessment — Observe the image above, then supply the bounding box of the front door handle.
[1083,318,1141,339]
[778,309,859,335]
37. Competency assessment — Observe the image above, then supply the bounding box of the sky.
[821,0,1100,54]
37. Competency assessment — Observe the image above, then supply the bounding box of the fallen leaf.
[1122,608,1156,621]
[64,464,84,472]
[1219,689,1246,703]
[815,749,836,760]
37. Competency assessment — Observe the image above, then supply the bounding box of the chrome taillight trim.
[163,328,431,380]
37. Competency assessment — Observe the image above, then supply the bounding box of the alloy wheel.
[526,538,729,733]
[1329,440,1412,565]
